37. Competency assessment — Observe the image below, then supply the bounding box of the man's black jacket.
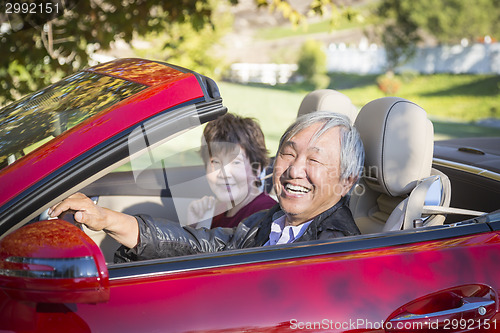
[115,198,360,263]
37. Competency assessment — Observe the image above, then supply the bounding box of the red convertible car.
[0,58,499,332]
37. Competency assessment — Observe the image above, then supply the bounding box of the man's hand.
[49,192,140,249]
[49,193,108,231]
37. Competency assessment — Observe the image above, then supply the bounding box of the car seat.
[297,89,358,122]
[349,97,452,233]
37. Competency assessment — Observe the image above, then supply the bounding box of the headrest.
[354,97,433,197]
[297,89,358,122]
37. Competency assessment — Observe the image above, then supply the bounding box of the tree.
[408,0,500,44]
[375,0,419,71]
[375,0,500,70]
[297,39,329,89]
[0,0,356,106]
[0,0,222,104]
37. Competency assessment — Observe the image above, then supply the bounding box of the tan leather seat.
[350,97,451,233]
[297,89,358,122]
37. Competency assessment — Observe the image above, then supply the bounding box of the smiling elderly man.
[50,111,365,262]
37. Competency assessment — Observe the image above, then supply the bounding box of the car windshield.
[0,71,147,170]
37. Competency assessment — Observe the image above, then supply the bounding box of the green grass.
[218,82,307,154]
[255,18,364,40]
[430,118,500,141]
[218,73,500,150]
[329,73,500,122]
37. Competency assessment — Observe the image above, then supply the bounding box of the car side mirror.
[0,220,109,304]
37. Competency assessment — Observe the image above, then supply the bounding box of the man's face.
[273,123,354,226]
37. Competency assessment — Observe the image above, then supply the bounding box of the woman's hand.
[186,196,215,226]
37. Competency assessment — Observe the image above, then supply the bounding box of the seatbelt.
[403,175,486,229]
[422,206,485,217]
[403,175,440,230]
[385,174,486,231]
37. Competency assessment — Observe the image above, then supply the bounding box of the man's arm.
[49,193,139,249]
[51,193,276,262]
[119,214,236,261]
[119,207,275,261]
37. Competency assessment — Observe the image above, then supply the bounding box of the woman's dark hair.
[201,113,269,179]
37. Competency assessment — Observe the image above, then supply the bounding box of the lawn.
[255,18,363,40]
[218,82,307,154]
[335,73,500,122]
[218,73,500,153]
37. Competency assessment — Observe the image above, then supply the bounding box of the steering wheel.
[39,196,99,230]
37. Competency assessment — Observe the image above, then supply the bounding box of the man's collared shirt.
[264,213,312,246]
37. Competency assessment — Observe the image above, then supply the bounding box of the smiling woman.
[188,113,277,228]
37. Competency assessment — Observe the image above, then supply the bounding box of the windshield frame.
[0,71,148,170]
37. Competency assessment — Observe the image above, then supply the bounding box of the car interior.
[293,90,488,233]
[350,96,451,233]
[64,89,496,263]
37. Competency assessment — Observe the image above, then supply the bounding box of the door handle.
[386,284,498,332]
[389,297,495,323]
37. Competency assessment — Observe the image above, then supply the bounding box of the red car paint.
[0,220,109,304]
[2,230,500,332]
[87,58,189,86]
[0,59,203,207]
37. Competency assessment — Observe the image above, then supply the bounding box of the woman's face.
[205,144,258,206]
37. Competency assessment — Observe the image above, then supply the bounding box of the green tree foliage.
[375,0,419,71]
[409,0,500,44]
[1,0,222,105]
[1,0,352,106]
[376,0,500,70]
[297,39,329,89]
[132,14,233,80]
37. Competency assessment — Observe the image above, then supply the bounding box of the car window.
[117,123,206,174]
[0,71,147,170]
[124,112,242,223]
[79,108,245,262]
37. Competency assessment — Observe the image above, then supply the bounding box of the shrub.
[310,73,330,90]
[376,71,402,95]
[399,69,419,83]
[297,40,329,89]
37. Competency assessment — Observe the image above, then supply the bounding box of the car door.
[3,213,499,333]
